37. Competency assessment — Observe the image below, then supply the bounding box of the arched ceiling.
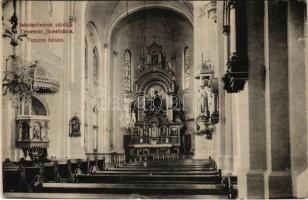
[110,8,192,54]
[85,1,193,44]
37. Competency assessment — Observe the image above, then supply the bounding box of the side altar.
[123,40,186,162]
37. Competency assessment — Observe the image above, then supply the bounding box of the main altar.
[124,40,185,162]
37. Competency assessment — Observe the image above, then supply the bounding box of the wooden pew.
[76,173,222,184]
[40,182,227,195]
[2,159,21,192]
[57,160,73,182]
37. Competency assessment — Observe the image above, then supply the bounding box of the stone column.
[193,1,208,159]
[112,51,118,152]
[265,1,292,198]
[232,1,267,198]
[229,1,236,54]
[206,1,219,161]
[216,0,226,170]
[287,1,308,198]
[222,0,234,175]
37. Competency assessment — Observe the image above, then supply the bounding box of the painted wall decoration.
[123,49,132,93]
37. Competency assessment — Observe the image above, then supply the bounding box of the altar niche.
[125,40,186,162]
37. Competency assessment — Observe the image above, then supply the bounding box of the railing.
[130,136,180,145]
[85,152,126,169]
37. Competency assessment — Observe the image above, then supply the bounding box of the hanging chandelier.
[2,0,59,101]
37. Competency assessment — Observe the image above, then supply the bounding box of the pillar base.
[218,155,233,175]
[268,171,292,198]
[246,170,266,199]
[295,168,308,198]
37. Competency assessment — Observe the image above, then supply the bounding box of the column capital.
[206,1,217,23]
[227,0,237,9]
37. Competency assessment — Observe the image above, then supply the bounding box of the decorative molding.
[206,1,217,23]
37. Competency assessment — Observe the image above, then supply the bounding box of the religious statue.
[171,127,178,136]
[198,80,211,119]
[138,63,145,72]
[21,122,29,140]
[130,112,136,125]
[32,123,40,140]
[167,62,174,72]
[143,126,149,144]
[151,123,158,137]
[69,117,81,137]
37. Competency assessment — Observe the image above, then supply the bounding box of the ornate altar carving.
[125,40,185,162]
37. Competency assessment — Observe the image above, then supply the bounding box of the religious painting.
[69,116,81,137]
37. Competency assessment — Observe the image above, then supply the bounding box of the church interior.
[1,0,308,199]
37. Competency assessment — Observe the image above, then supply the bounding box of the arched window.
[93,47,99,86]
[183,47,190,90]
[124,50,132,93]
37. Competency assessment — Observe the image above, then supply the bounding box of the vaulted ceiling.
[85,1,193,44]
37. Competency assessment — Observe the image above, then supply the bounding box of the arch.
[144,82,168,95]
[106,5,193,44]
[85,21,103,88]
[19,96,48,116]
[31,96,48,116]
[136,70,175,94]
